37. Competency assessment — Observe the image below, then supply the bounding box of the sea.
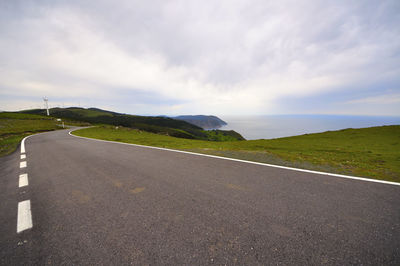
[219,115,400,140]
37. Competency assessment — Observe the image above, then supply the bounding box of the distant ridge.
[174,115,227,129]
[21,107,244,141]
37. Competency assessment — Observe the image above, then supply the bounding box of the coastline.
[219,114,400,140]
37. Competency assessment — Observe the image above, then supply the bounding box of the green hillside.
[0,112,62,156]
[22,107,245,141]
[73,125,400,183]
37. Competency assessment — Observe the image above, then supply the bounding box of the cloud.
[346,93,400,105]
[0,0,399,115]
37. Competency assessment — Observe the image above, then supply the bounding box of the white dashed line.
[17,200,32,233]
[19,174,29,188]
[20,161,27,168]
[17,137,33,233]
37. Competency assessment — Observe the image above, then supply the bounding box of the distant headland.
[174,115,227,130]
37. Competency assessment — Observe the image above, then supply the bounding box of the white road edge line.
[19,173,29,187]
[21,154,26,159]
[20,161,27,168]
[20,132,54,155]
[21,136,26,154]
[17,200,32,233]
[68,129,400,186]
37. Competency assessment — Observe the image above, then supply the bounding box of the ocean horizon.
[219,114,400,140]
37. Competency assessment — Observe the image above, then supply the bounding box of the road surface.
[1,128,399,265]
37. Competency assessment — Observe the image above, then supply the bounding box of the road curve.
[0,128,399,265]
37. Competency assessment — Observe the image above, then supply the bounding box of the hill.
[174,115,227,129]
[21,107,244,141]
[72,125,400,183]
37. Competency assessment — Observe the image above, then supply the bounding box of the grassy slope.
[0,112,61,156]
[66,107,114,117]
[73,125,400,182]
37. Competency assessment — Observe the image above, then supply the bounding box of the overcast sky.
[1,0,399,116]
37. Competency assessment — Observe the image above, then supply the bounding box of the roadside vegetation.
[0,112,63,156]
[73,125,400,183]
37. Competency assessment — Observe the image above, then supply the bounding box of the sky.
[0,0,399,116]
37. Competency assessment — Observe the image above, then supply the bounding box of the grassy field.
[0,112,62,156]
[73,125,400,183]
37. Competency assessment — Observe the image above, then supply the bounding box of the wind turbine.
[43,97,49,116]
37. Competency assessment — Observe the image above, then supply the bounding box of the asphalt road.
[1,128,399,265]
